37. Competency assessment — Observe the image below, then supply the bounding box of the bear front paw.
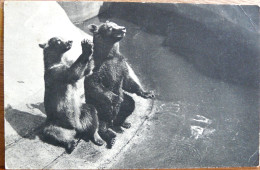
[81,39,93,56]
[106,137,116,149]
[111,126,124,133]
[65,140,77,154]
[94,138,105,146]
[121,122,131,129]
[141,91,155,99]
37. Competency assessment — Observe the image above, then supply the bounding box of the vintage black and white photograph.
[4,1,259,169]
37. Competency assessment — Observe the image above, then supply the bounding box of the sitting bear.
[39,37,104,153]
[84,21,154,148]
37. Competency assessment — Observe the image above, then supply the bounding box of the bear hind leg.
[80,104,104,146]
[98,121,116,149]
[93,128,105,146]
[113,93,135,129]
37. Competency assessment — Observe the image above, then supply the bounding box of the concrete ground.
[4,2,259,169]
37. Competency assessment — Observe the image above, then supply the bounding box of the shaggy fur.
[84,21,154,148]
[39,37,104,153]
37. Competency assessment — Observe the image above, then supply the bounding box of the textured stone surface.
[5,137,65,169]
[58,2,110,23]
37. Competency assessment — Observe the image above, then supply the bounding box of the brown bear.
[39,37,104,153]
[84,21,155,148]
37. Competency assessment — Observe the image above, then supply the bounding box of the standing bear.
[39,37,104,153]
[84,21,155,148]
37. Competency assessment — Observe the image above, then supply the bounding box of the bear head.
[39,37,73,54]
[39,37,73,67]
[88,21,126,44]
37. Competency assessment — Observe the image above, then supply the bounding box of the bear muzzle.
[113,27,126,38]
[66,40,73,49]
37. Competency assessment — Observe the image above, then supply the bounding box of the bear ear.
[39,43,47,49]
[88,24,98,34]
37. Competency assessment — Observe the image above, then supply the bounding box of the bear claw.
[107,137,116,149]
[121,122,131,129]
[142,91,155,99]
[81,39,93,55]
[111,126,124,133]
[94,139,104,146]
[66,141,77,154]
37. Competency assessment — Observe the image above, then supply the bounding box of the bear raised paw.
[39,37,104,153]
[84,21,155,148]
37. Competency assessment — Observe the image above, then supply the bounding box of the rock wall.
[103,2,260,88]
[58,1,110,23]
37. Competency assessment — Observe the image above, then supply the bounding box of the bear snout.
[65,40,73,50]
[121,27,126,33]
[67,40,73,46]
[115,26,126,33]
[113,27,126,38]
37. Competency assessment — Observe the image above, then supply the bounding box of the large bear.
[84,21,154,148]
[39,37,104,153]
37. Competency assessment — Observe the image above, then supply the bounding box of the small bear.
[39,37,104,153]
[84,21,155,148]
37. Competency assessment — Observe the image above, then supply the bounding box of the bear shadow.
[5,105,46,140]
[29,102,46,115]
[5,103,94,150]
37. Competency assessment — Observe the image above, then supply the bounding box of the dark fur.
[39,37,104,153]
[84,21,154,147]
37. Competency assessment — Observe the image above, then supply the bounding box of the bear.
[84,21,155,148]
[39,37,104,153]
